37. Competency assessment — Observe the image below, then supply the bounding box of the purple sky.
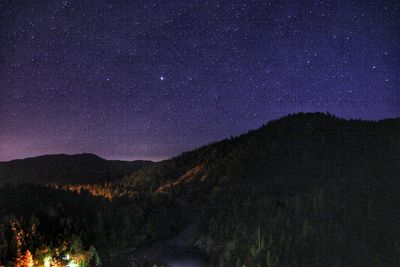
[1,0,399,161]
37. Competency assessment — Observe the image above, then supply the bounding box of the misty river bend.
[104,223,207,267]
[131,243,206,267]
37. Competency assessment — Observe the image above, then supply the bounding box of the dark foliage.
[0,183,183,266]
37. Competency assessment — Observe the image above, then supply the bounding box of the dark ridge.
[0,153,153,185]
[121,112,400,193]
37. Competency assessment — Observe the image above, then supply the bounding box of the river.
[103,223,207,267]
[130,223,207,267]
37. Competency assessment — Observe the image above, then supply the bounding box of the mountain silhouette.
[0,153,153,184]
[121,112,400,195]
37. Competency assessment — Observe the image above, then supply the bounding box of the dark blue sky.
[1,0,399,161]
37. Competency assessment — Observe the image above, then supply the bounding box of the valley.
[1,113,399,267]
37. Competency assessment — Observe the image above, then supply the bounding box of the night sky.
[1,0,399,161]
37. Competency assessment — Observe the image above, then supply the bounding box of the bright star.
[160,76,164,81]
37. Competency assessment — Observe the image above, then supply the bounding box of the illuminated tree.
[21,250,34,267]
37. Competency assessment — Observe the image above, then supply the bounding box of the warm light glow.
[67,261,78,267]
[43,256,51,267]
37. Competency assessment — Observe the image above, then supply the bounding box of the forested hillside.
[0,113,399,266]
[0,184,183,267]
[119,112,400,266]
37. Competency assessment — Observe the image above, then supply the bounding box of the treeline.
[0,184,183,266]
[199,184,400,266]
[49,181,146,200]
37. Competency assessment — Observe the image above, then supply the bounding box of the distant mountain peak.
[0,153,153,185]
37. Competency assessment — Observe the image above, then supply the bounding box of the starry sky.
[0,0,399,161]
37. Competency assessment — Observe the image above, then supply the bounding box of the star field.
[0,0,399,161]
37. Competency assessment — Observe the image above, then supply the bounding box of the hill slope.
[0,153,153,184]
[122,112,400,194]
[119,112,400,266]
